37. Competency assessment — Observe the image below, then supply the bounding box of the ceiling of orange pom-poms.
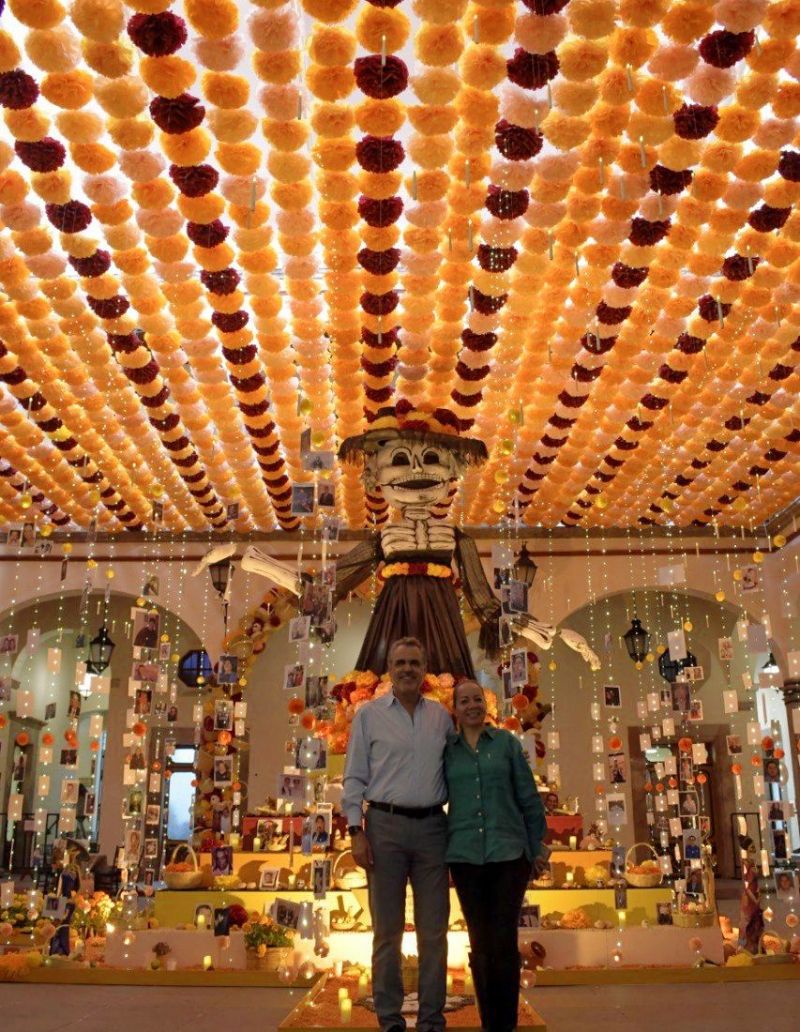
[0,0,798,536]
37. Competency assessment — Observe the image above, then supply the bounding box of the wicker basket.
[332,849,367,890]
[624,842,663,888]
[246,947,291,972]
[754,932,793,964]
[163,843,204,890]
[673,869,715,927]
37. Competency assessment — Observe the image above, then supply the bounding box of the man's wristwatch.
[348,825,363,837]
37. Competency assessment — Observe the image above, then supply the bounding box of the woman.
[738,834,764,952]
[445,680,549,1032]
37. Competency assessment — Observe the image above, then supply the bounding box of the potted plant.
[242,914,293,971]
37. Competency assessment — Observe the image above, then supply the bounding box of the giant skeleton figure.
[239,406,600,676]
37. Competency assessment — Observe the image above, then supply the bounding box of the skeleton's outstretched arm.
[240,537,380,599]
[190,541,236,578]
[558,626,601,671]
[240,546,302,594]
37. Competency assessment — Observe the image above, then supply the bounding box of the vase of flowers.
[243,914,293,971]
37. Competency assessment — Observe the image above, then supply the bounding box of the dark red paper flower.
[699,30,754,68]
[461,329,497,352]
[45,200,92,234]
[581,332,616,354]
[187,219,228,248]
[596,301,631,324]
[361,355,398,377]
[748,205,791,232]
[230,372,264,392]
[364,384,394,403]
[626,416,652,433]
[128,12,187,56]
[471,288,507,314]
[697,295,731,321]
[746,390,771,406]
[650,165,693,195]
[659,364,688,384]
[640,393,668,410]
[358,195,403,227]
[170,163,219,196]
[354,54,408,100]
[455,361,489,382]
[88,295,130,319]
[611,263,648,289]
[356,135,404,173]
[571,363,603,383]
[521,0,569,12]
[212,310,249,333]
[201,268,240,295]
[150,412,181,432]
[721,254,759,280]
[0,70,38,109]
[673,103,719,140]
[494,120,543,161]
[365,0,404,7]
[629,217,670,246]
[485,186,529,220]
[778,150,800,182]
[557,390,588,409]
[361,290,399,316]
[541,432,567,448]
[150,94,205,134]
[14,137,65,172]
[108,332,140,353]
[138,385,171,408]
[477,244,517,272]
[362,327,398,348]
[432,408,462,432]
[507,48,559,90]
[126,359,159,385]
[68,250,111,278]
[394,399,413,417]
[358,247,400,275]
[676,332,705,354]
[451,388,482,407]
[769,363,792,381]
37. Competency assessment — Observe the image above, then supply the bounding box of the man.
[343,638,452,1032]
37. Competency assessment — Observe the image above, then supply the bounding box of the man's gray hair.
[387,637,427,665]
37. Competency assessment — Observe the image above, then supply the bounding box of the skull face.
[366,437,462,511]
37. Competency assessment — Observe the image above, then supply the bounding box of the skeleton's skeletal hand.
[559,626,601,671]
[513,613,557,650]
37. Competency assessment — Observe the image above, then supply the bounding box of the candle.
[446,973,453,992]
[334,960,343,977]
[203,955,212,971]
[357,973,368,999]
[338,988,349,1003]
[196,914,206,930]
[253,837,262,852]
[569,836,577,851]
[565,871,574,885]
[464,972,474,995]
[339,998,352,1022]
[288,873,297,889]
[229,833,241,850]
[617,910,627,928]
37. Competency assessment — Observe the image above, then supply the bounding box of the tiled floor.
[2,981,800,1032]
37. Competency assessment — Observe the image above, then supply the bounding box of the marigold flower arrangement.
[242,913,294,953]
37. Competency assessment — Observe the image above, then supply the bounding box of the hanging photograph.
[132,609,160,650]
[305,674,328,711]
[145,804,161,826]
[290,484,315,516]
[0,634,19,655]
[671,681,690,713]
[131,660,159,683]
[134,686,152,716]
[60,779,79,805]
[507,579,528,614]
[725,734,742,755]
[321,516,341,542]
[606,793,627,826]
[283,662,305,691]
[688,698,704,721]
[143,573,160,598]
[213,755,234,786]
[510,649,527,687]
[607,753,627,784]
[277,772,307,806]
[217,654,239,685]
[288,615,311,644]
[603,684,622,708]
[316,480,336,507]
[124,827,142,863]
[214,698,233,731]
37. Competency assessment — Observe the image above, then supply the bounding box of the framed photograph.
[274,898,302,930]
[608,752,627,784]
[659,686,673,708]
[656,902,673,925]
[217,655,239,685]
[143,574,160,598]
[679,754,694,783]
[679,791,699,816]
[606,793,628,826]
[21,521,36,548]
[726,734,742,755]
[510,649,527,688]
[145,804,161,826]
[688,698,704,722]
[214,699,233,731]
[167,704,178,723]
[300,583,332,628]
[289,616,311,644]
[60,749,78,767]
[34,540,52,557]
[317,481,336,507]
[153,699,166,718]
[284,663,305,692]
[124,827,142,863]
[132,609,160,650]
[0,633,18,655]
[144,838,158,859]
[213,755,234,786]
[211,845,233,876]
[683,828,702,860]
[214,907,231,936]
[277,772,307,806]
[67,691,82,718]
[740,565,759,593]
[499,616,513,649]
[763,757,781,783]
[43,894,68,921]
[507,580,528,614]
[312,858,331,899]
[5,527,21,549]
[60,779,79,805]
[305,675,328,711]
[775,869,797,900]
[259,867,280,890]
[44,701,56,721]
[304,809,332,851]
[671,681,691,713]
[134,687,152,716]
[501,668,514,702]
[321,516,341,542]
[226,502,240,522]
[295,736,328,772]
[773,829,788,860]
[603,684,622,708]
[518,904,540,929]
[290,484,315,516]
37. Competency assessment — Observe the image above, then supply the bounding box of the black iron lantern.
[623,617,650,663]
[86,624,115,674]
[209,558,231,598]
[513,542,538,589]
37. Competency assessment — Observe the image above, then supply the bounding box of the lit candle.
[229,833,241,850]
[617,910,627,928]
[203,955,212,971]
[565,871,574,885]
[339,998,352,1022]
[338,987,349,1003]
[464,971,474,995]
[569,836,577,851]
[253,837,262,852]
[288,873,297,889]
[357,973,368,999]
[196,914,206,930]
[334,960,343,977]
[446,973,453,992]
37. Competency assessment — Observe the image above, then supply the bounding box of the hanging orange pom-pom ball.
[232,781,242,793]
[301,711,316,731]
[668,777,678,789]
[655,782,664,793]
[731,763,742,775]
[511,693,529,711]
[42,732,54,746]
[761,736,774,751]
[678,737,693,753]
[594,784,605,796]
[132,722,146,737]
[773,748,785,760]
[608,736,622,751]
[64,729,77,746]
[217,730,232,746]
[750,754,762,767]
[90,740,100,752]
[644,782,653,793]
[15,731,29,747]
[695,772,707,785]
[288,696,305,715]
[503,716,521,732]
[0,715,6,729]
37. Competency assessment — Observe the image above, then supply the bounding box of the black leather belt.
[368,800,443,819]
